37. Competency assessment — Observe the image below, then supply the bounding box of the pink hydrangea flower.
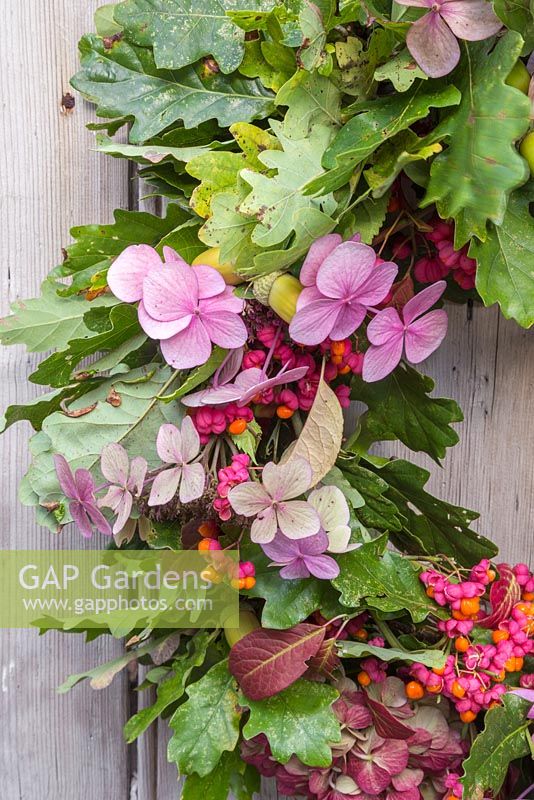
[228,457,320,543]
[98,443,147,535]
[396,0,502,78]
[182,364,309,407]
[289,239,398,346]
[362,281,448,382]
[261,529,340,580]
[54,454,112,538]
[148,417,205,506]
[107,244,247,369]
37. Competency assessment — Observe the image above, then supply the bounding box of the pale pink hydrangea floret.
[148,417,205,507]
[307,485,360,553]
[362,281,448,383]
[396,0,502,79]
[98,443,147,535]
[228,457,320,543]
[107,244,247,369]
[289,239,398,347]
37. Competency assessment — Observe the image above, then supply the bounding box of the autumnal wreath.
[2,1,534,798]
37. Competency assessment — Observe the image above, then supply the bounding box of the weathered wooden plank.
[0,2,131,798]
[371,303,534,565]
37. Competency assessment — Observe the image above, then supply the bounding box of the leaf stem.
[372,615,403,650]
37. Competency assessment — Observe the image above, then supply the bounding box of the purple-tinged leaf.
[479,564,521,629]
[228,623,326,700]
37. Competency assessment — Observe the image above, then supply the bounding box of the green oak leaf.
[339,640,447,669]
[0,280,115,353]
[333,534,438,621]
[307,83,460,195]
[71,35,274,143]
[182,750,259,800]
[239,119,337,247]
[461,693,532,796]
[471,182,534,328]
[352,364,463,463]
[168,660,241,777]
[95,3,123,35]
[29,304,147,388]
[339,193,390,244]
[370,458,498,567]
[423,33,531,246]
[56,203,196,293]
[364,130,442,198]
[374,48,427,92]
[276,70,342,139]
[114,0,276,74]
[186,123,279,218]
[335,29,394,100]
[493,0,534,52]
[241,679,341,767]
[341,463,403,531]
[0,382,102,434]
[239,37,295,92]
[20,366,183,530]
[124,630,214,743]
[199,184,261,272]
[95,133,220,165]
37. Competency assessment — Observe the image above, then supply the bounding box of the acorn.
[253,271,303,323]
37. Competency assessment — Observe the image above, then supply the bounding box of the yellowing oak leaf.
[284,375,343,486]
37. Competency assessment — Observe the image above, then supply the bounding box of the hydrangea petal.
[228,482,271,516]
[113,491,133,536]
[276,500,321,539]
[180,416,201,461]
[200,287,245,315]
[128,456,148,496]
[296,285,323,311]
[156,423,183,464]
[73,468,97,502]
[86,503,113,536]
[148,466,182,506]
[305,554,340,579]
[440,0,502,40]
[299,529,330,555]
[300,233,342,287]
[280,559,311,579]
[326,525,357,553]
[367,307,404,346]
[192,264,226,298]
[262,458,312,501]
[100,442,129,485]
[308,486,350,530]
[107,244,162,303]
[316,242,376,299]
[407,11,460,78]
[54,454,78,499]
[99,485,124,512]
[138,301,192,340]
[362,336,405,382]
[405,309,448,363]
[261,532,301,563]
[289,298,343,345]
[160,318,213,369]
[200,311,248,350]
[179,462,205,503]
[238,365,309,406]
[162,245,188,265]
[143,264,198,321]
[402,280,446,325]
[354,262,399,306]
[69,502,94,538]
[328,303,367,341]
[251,507,278,543]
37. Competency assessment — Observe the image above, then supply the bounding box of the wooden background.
[0,2,532,798]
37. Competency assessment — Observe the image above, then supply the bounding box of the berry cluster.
[414,220,477,290]
[213,453,251,522]
[407,561,534,726]
[188,317,359,445]
[196,517,256,590]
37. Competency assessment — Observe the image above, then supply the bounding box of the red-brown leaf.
[228,623,326,700]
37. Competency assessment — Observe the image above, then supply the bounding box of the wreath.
[1,1,534,798]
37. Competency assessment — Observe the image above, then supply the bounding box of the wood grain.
[0,2,131,798]
[1,3,533,799]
